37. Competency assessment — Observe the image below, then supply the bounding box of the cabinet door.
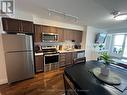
[72,30,77,42]
[59,53,66,67]
[57,28,64,42]
[72,52,77,63]
[50,27,57,34]
[42,25,50,33]
[70,30,76,41]
[76,31,83,43]
[21,21,33,33]
[64,29,71,41]
[35,55,44,73]
[2,18,21,33]
[34,24,42,42]
[66,52,72,65]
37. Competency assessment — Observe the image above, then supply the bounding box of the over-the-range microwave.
[42,33,58,42]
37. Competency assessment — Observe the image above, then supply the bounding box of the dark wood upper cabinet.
[2,18,34,33]
[70,29,75,41]
[34,24,42,42]
[2,18,21,33]
[64,29,71,41]
[42,25,50,33]
[50,27,57,34]
[57,28,64,42]
[76,31,82,43]
[42,25,57,34]
[63,29,83,43]
[21,20,33,32]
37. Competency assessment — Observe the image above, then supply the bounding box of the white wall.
[9,9,84,31]
[81,26,87,49]
[33,15,84,31]
[85,26,107,60]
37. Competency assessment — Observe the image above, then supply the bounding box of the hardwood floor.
[0,68,65,95]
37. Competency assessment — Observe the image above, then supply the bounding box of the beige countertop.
[35,52,43,56]
[58,49,85,53]
[35,49,85,56]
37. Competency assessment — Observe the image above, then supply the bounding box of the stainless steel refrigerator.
[2,34,35,83]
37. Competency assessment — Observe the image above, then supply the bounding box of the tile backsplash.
[34,40,81,50]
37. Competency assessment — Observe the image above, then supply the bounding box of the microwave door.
[42,33,58,42]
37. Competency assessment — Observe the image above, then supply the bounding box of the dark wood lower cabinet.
[59,53,66,67]
[72,52,77,64]
[66,52,72,66]
[35,55,44,73]
[59,52,78,67]
[35,51,84,72]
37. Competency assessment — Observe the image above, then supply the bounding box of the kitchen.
[0,17,85,83]
[1,0,127,95]
[34,24,85,73]
[0,16,86,95]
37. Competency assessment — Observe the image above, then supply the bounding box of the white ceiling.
[16,0,127,30]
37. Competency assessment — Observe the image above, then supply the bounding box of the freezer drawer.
[2,34,33,52]
[5,51,34,83]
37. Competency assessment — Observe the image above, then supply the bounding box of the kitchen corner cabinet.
[34,24,42,42]
[2,18,33,33]
[35,55,44,73]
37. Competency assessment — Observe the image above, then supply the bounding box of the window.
[110,34,127,58]
[123,37,127,57]
[112,35,124,54]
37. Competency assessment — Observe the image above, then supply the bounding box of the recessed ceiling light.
[114,14,127,21]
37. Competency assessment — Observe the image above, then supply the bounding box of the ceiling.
[16,0,127,30]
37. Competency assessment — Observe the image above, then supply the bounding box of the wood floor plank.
[0,68,65,95]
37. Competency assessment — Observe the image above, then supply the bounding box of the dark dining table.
[64,60,127,95]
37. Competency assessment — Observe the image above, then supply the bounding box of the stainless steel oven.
[42,48,59,72]
[42,33,58,42]
[44,53,59,64]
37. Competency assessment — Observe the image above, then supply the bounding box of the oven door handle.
[44,54,59,57]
